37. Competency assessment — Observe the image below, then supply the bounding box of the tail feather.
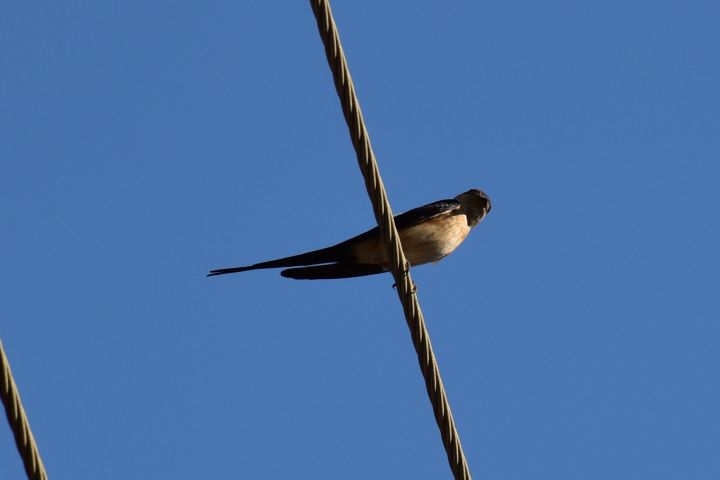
[207,244,347,277]
[207,265,259,276]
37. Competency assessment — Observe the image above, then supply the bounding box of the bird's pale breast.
[351,214,471,267]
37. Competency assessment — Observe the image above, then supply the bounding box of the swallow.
[208,189,491,280]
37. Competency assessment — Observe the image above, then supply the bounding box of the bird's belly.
[351,214,471,266]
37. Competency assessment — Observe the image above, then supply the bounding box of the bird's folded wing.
[336,199,462,246]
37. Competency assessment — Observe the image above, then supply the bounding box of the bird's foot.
[392,262,417,293]
[393,281,418,293]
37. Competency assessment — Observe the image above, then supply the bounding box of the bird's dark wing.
[395,199,462,228]
[335,199,462,246]
[281,263,385,280]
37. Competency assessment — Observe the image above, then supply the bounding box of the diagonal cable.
[308,1,473,478]
[1,339,49,480]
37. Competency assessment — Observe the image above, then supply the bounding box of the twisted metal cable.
[1,339,48,480]
[308,1,472,478]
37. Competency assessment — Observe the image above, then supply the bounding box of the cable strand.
[1,339,49,480]
[308,2,472,478]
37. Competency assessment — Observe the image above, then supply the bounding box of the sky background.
[2,1,719,478]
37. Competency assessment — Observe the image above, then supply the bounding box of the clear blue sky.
[2,1,719,478]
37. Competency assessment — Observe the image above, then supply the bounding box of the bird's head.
[455,189,491,227]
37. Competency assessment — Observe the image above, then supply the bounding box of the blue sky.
[2,1,719,478]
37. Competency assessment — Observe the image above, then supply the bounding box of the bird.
[208,188,491,280]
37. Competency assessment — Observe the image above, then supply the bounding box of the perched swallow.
[208,189,491,280]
